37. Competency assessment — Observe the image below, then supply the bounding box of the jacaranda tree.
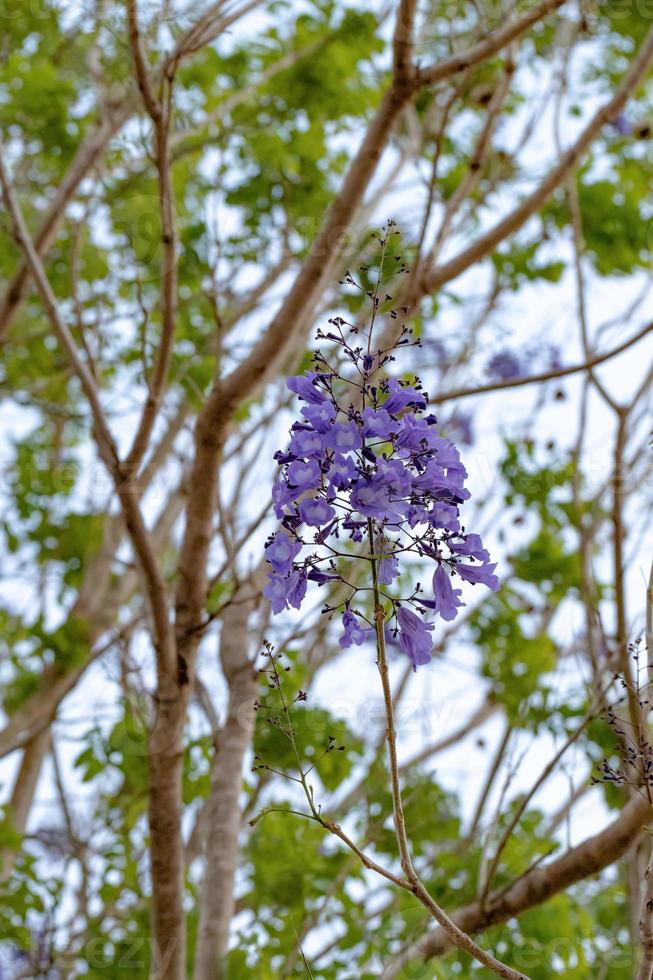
[0,1,652,978]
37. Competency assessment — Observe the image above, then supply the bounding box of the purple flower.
[432,565,465,622]
[413,459,470,504]
[287,459,322,493]
[265,261,499,650]
[327,453,358,491]
[548,345,563,371]
[287,568,308,607]
[301,401,336,432]
[307,569,338,584]
[362,408,397,440]
[610,114,632,136]
[406,505,430,528]
[456,560,500,591]
[327,421,363,452]
[265,531,302,575]
[339,608,372,648]
[264,568,307,613]
[443,413,474,446]
[272,478,296,518]
[375,458,411,497]
[396,414,438,452]
[434,437,464,470]
[287,372,327,405]
[396,606,433,669]
[378,549,399,585]
[383,378,427,415]
[448,533,489,562]
[430,502,460,532]
[289,427,325,458]
[350,477,403,522]
[299,497,336,527]
[487,350,524,381]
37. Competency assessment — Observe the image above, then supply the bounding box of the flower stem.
[366,519,530,980]
[368,517,414,878]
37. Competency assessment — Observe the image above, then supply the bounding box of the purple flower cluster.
[487,350,524,381]
[264,303,499,669]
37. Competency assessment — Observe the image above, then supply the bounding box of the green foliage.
[254,702,364,791]
[492,240,565,290]
[471,588,557,721]
[0,1,646,975]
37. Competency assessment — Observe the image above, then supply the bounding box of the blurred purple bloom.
[444,412,474,446]
[610,114,632,136]
[548,345,563,371]
[487,350,524,381]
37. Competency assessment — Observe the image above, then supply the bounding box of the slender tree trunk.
[194,592,259,979]
[1,727,51,880]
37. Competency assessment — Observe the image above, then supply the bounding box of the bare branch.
[0,727,52,880]
[0,107,129,342]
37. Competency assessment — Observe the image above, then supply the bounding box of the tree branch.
[0,141,175,675]
[123,0,179,477]
[381,793,652,976]
[415,0,567,88]
[419,22,653,295]
[430,319,653,403]
[0,107,129,342]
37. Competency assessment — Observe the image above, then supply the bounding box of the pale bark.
[1,727,52,880]
[193,587,260,979]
